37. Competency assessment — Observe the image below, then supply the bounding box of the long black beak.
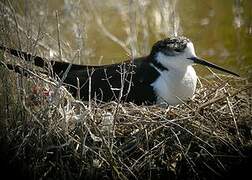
[187,57,240,77]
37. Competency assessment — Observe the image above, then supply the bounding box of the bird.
[0,36,239,105]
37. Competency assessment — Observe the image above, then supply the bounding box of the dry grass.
[0,64,251,180]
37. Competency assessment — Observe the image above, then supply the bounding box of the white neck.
[151,65,197,105]
[150,41,199,105]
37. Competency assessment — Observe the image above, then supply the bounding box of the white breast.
[151,65,197,105]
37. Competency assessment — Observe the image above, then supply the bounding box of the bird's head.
[150,36,239,76]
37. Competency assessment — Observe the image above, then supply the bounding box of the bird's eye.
[174,48,182,52]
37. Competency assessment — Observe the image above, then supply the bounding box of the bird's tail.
[0,45,46,68]
[0,44,91,74]
[0,45,50,78]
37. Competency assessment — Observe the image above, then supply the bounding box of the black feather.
[0,45,164,105]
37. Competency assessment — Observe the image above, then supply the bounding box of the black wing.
[0,45,159,104]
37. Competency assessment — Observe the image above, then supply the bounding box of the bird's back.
[61,57,159,105]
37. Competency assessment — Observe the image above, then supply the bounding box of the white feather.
[151,42,198,105]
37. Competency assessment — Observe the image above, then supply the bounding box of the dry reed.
[0,64,251,180]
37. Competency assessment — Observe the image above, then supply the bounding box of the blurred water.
[1,0,252,77]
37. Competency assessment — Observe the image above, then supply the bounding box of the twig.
[224,88,242,144]
[55,11,62,62]
[198,86,252,109]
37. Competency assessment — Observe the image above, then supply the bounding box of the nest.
[0,66,251,180]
